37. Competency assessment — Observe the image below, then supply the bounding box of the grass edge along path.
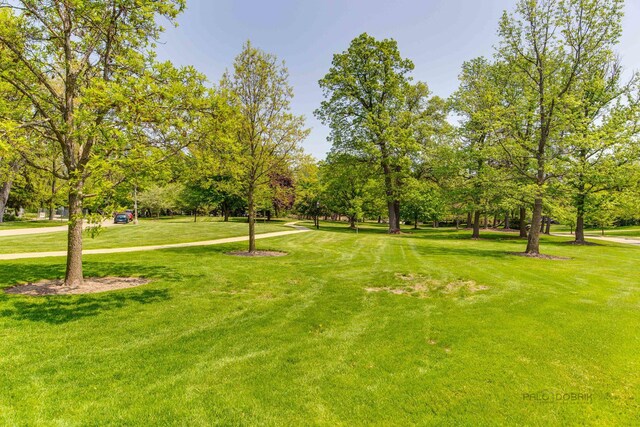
[0,222,310,260]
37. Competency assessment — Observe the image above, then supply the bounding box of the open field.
[0,218,288,254]
[0,220,66,230]
[552,224,640,238]
[1,221,638,425]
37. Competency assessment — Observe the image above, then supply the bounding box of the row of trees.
[311,0,640,254]
[0,1,307,286]
[1,0,639,286]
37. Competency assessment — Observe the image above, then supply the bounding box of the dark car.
[114,213,130,224]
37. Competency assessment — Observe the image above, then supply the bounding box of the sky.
[155,0,640,159]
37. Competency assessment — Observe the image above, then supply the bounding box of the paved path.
[0,220,116,237]
[552,233,640,246]
[0,222,311,260]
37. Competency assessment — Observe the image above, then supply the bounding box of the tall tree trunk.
[575,191,586,244]
[526,197,543,255]
[0,160,21,223]
[540,216,546,233]
[349,216,356,229]
[519,206,527,238]
[414,213,418,229]
[483,214,488,229]
[394,200,401,231]
[472,211,481,239]
[544,216,551,235]
[248,186,256,253]
[387,201,400,233]
[466,211,472,228]
[65,180,84,287]
[504,212,510,229]
[133,184,139,225]
[0,180,12,224]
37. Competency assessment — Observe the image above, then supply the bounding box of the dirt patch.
[509,252,571,260]
[226,250,287,257]
[366,275,488,298]
[4,277,150,296]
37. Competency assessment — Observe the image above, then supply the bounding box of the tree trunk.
[504,212,510,229]
[414,213,418,229]
[394,200,401,231]
[483,214,488,229]
[455,218,460,230]
[519,207,527,238]
[492,215,498,228]
[526,197,543,255]
[65,180,84,286]
[349,216,356,229]
[466,211,472,228]
[377,215,381,224]
[133,184,139,225]
[248,187,256,253]
[575,192,586,244]
[0,180,12,224]
[540,216,546,233]
[472,211,481,239]
[387,201,400,233]
[224,206,230,222]
[544,216,551,235]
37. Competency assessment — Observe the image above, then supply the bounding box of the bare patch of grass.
[366,274,488,298]
[5,277,150,296]
[226,250,287,257]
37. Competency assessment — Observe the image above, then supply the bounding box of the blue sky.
[155,0,640,159]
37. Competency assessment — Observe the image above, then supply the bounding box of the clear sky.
[155,0,640,159]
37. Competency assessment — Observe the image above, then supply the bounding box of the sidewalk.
[0,220,115,238]
[0,223,311,260]
[552,233,640,246]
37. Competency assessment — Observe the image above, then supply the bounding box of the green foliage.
[316,33,440,231]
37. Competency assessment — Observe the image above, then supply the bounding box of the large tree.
[0,1,206,285]
[316,33,433,233]
[495,0,625,255]
[221,41,308,253]
[564,59,639,243]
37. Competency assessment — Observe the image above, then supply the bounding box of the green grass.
[0,220,66,230]
[0,217,288,254]
[0,221,639,425]
[553,224,640,238]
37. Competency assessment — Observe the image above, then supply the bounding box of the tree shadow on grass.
[0,261,176,324]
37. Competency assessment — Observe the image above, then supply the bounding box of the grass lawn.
[0,221,638,425]
[0,217,288,254]
[552,224,640,238]
[0,220,66,230]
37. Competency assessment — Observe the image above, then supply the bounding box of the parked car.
[114,213,130,224]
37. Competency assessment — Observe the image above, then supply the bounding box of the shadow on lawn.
[0,261,175,324]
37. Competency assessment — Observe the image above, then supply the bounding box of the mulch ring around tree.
[4,277,151,296]
[226,250,287,257]
[509,252,571,260]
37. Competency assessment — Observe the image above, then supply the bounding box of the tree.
[563,59,640,243]
[0,1,208,285]
[320,153,383,229]
[495,0,625,255]
[316,33,434,233]
[221,41,308,253]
